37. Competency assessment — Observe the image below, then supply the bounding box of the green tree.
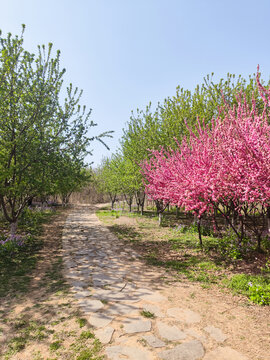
[158,72,267,151]
[94,156,121,209]
[120,104,163,213]
[53,156,91,206]
[0,27,111,233]
[117,71,268,218]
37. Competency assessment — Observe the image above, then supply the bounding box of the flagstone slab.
[142,335,165,348]
[104,282,127,291]
[88,313,114,328]
[92,289,139,302]
[106,282,136,292]
[167,307,201,324]
[105,345,152,360]
[186,329,206,342]
[142,304,165,318]
[92,274,123,287]
[204,326,227,343]
[78,299,104,312]
[70,280,86,289]
[123,318,151,334]
[79,269,93,276]
[105,303,139,316]
[64,260,77,268]
[158,340,205,360]
[66,271,81,280]
[94,326,115,344]
[157,321,186,341]
[74,290,92,299]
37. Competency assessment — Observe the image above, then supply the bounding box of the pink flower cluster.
[141,68,270,218]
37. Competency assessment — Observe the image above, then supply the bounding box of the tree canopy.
[0,26,112,233]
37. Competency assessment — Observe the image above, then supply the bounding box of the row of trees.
[95,69,269,236]
[142,70,270,249]
[95,155,142,212]
[0,27,111,234]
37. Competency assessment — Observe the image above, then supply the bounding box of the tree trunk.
[141,198,145,215]
[213,203,241,240]
[158,212,162,226]
[124,194,133,212]
[257,233,262,252]
[10,220,18,236]
[212,207,220,234]
[135,191,145,215]
[267,206,270,236]
[27,197,33,207]
[155,200,168,226]
[195,215,203,247]
[109,193,116,210]
[239,215,245,243]
[232,210,238,228]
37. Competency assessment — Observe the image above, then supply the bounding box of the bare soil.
[0,208,102,360]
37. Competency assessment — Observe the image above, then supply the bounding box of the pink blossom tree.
[142,68,270,250]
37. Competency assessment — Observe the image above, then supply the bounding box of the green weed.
[100,299,108,304]
[76,318,87,328]
[5,318,52,357]
[80,330,95,339]
[140,310,155,318]
[49,340,62,351]
[70,337,103,360]
[225,274,270,305]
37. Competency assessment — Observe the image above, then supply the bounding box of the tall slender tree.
[0,26,112,233]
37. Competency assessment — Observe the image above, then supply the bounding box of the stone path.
[62,206,249,360]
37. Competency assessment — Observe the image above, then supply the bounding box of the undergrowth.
[97,208,270,305]
[0,208,55,298]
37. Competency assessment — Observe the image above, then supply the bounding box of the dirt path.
[0,207,102,360]
[63,205,270,360]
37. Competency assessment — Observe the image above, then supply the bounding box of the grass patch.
[97,207,270,306]
[225,274,270,305]
[108,224,142,242]
[96,209,122,221]
[50,340,62,351]
[146,254,222,284]
[76,318,87,328]
[0,208,55,298]
[18,207,55,235]
[80,330,95,339]
[42,256,69,294]
[70,338,103,360]
[140,310,155,318]
[5,318,53,357]
[0,236,42,298]
[76,348,102,360]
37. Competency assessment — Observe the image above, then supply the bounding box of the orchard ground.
[0,203,269,360]
[0,207,103,360]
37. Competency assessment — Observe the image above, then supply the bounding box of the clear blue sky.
[1,0,270,166]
